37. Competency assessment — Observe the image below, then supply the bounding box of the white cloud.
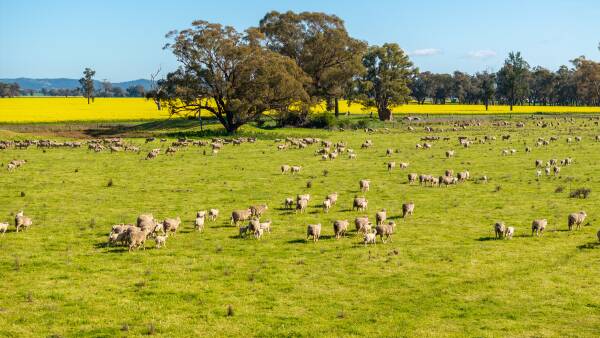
[467,49,497,59]
[408,48,442,56]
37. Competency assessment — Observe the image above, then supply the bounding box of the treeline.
[0,82,146,98]
[411,54,600,109]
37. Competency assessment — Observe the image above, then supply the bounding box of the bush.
[569,188,591,199]
[306,113,337,129]
[555,186,564,193]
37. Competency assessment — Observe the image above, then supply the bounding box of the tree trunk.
[334,98,339,118]
[87,96,90,104]
[378,107,393,121]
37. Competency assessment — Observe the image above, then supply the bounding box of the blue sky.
[1,0,599,81]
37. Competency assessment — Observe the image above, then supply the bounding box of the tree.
[354,43,414,121]
[476,71,496,110]
[496,52,530,111]
[409,72,429,104]
[572,56,600,106]
[126,85,145,97]
[452,71,471,103]
[161,20,310,133]
[79,68,96,104]
[258,11,366,117]
[146,68,165,110]
[100,80,113,97]
[529,67,555,105]
[432,73,453,104]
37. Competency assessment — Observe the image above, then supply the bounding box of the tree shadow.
[577,242,600,250]
[477,236,501,241]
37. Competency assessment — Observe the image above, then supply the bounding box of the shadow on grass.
[577,242,600,250]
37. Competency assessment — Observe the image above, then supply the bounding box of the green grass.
[0,116,599,337]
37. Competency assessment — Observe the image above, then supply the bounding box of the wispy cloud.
[467,49,497,59]
[408,48,442,57]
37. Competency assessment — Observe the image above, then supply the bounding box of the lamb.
[553,166,561,176]
[544,167,551,176]
[494,222,506,239]
[230,209,252,225]
[568,211,587,231]
[326,192,338,205]
[400,162,409,169]
[402,202,415,218]
[353,197,368,211]
[354,217,371,235]
[387,162,396,171]
[0,222,8,235]
[364,230,377,246]
[250,204,268,218]
[504,226,515,239]
[281,165,290,174]
[536,170,542,178]
[259,220,271,233]
[284,197,294,209]
[333,220,349,239]
[386,148,393,156]
[208,209,219,221]
[146,149,160,159]
[531,219,547,236]
[254,227,264,240]
[195,215,205,232]
[322,198,332,213]
[375,209,387,225]
[375,221,395,243]
[154,235,167,248]
[163,217,181,236]
[291,166,302,175]
[296,198,308,213]
[446,150,455,158]
[535,160,543,167]
[306,223,322,242]
[14,211,32,232]
[359,179,370,192]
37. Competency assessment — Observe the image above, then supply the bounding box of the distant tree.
[79,68,96,104]
[161,20,310,133]
[571,56,600,106]
[111,87,125,97]
[409,72,429,104]
[476,71,496,110]
[529,67,555,105]
[555,65,577,105]
[100,80,113,97]
[353,43,414,121]
[496,52,530,111]
[452,71,471,103]
[432,73,453,104]
[126,85,145,97]
[258,11,367,117]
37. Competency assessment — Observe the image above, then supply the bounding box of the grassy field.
[3,97,600,123]
[0,117,599,337]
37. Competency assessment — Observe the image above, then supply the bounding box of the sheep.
[14,211,32,232]
[281,165,291,174]
[328,151,339,160]
[195,215,205,232]
[535,159,543,167]
[553,166,561,176]
[297,194,311,202]
[504,226,515,239]
[306,223,322,242]
[322,198,332,213]
[457,171,470,181]
[364,230,377,246]
[408,173,418,184]
[575,136,582,142]
[163,217,181,236]
[291,166,302,175]
[254,227,264,240]
[349,153,357,159]
[250,204,268,218]
[597,229,600,242]
[231,209,252,225]
[326,192,338,205]
[353,197,368,211]
[375,221,395,243]
[296,198,308,213]
[386,148,393,156]
[545,167,551,176]
[0,222,8,235]
[531,219,547,236]
[259,220,272,233]
[333,220,349,239]
[446,150,455,158]
[501,149,509,156]
[354,217,372,235]
[568,211,587,231]
[154,235,167,248]
[359,179,370,192]
[387,162,396,171]
[402,202,415,218]
[536,170,542,178]
[146,149,160,159]
[445,169,454,177]
[208,209,219,221]
[375,209,387,225]
[127,227,147,251]
[284,197,294,209]
[494,222,506,239]
[400,162,409,169]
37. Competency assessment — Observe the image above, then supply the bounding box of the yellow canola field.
[1,97,600,123]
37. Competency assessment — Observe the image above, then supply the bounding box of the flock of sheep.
[2,117,600,249]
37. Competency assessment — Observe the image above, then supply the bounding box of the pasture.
[0,116,599,337]
[4,97,600,123]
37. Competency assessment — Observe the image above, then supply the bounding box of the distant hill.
[0,78,152,91]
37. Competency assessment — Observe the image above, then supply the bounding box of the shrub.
[555,186,564,193]
[306,113,337,129]
[569,188,591,199]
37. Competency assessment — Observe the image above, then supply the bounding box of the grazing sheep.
[446,150,454,158]
[375,221,395,243]
[208,209,219,221]
[14,211,32,232]
[322,198,332,213]
[136,214,156,234]
[284,197,294,209]
[359,179,370,192]
[457,171,470,181]
[408,173,418,184]
[545,167,551,176]
[400,162,409,169]
[531,219,547,236]
[354,217,372,235]
[281,165,291,174]
[291,166,302,175]
[127,227,147,251]
[259,220,271,233]
[494,222,506,239]
[0,222,8,235]
[353,197,368,211]
[402,202,415,218]
[387,162,396,171]
[254,227,264,240]
[333,220,349,239]
[163,217,181,236]
[504,226,515,239]
[326,192,338,205]
[553,166,561,176]
[364,230,377,246]
[536,170,542,178]
[297,194,311,202]
[154,235,167,248]
[306,223,322,242]
[386,148,393,156]
[195,215,205,232]
[535,159,543,167]
[231,209,252,225]
[250,204,268,218]
[375,209,387,225]
[348,153,357,159]
[568,211,587,231]
[296,198,308,213]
